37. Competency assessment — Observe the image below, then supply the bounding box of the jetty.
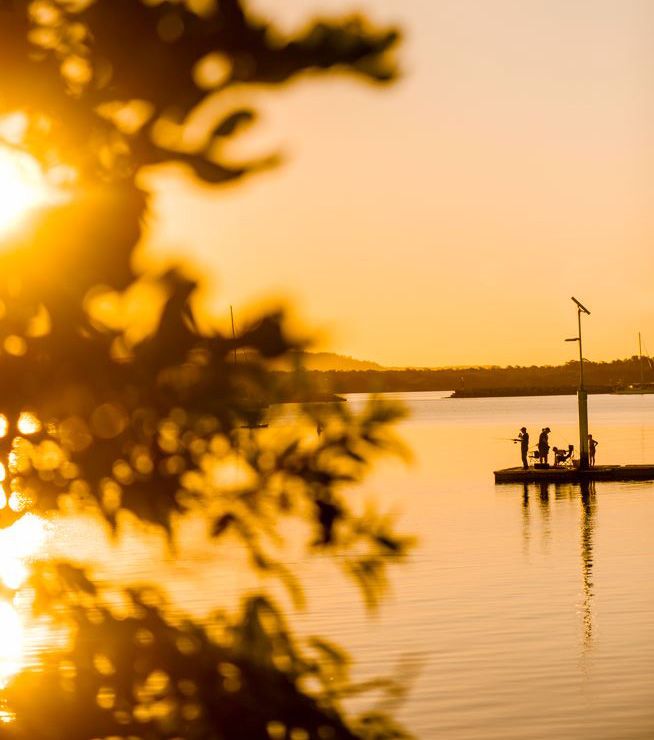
[494,465,654,484]
[494,298,654,486]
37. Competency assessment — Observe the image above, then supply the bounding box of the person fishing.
[588,434,598,466]
[538,427,551,466]
[516,427,529,469]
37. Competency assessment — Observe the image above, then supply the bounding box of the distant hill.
[289,351,385,371]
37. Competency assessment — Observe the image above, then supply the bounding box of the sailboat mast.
[639,332,644,386]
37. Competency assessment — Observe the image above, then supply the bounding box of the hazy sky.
[144,0,654,367]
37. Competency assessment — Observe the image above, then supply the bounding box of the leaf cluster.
[0,2,411,737]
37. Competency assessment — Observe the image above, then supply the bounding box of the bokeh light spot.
[0,146,60,238]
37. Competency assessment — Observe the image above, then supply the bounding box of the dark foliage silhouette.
[0,2,410,737]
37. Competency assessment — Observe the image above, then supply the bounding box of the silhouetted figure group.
[515,427,599,468]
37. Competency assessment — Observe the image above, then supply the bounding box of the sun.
[0,146,57,238]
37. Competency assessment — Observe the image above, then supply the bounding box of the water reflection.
[537,482,551,544]
[579,482,595,652]
[521,484,529,554]
[516,482,596,651]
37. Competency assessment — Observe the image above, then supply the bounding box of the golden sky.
[143,0,654,367]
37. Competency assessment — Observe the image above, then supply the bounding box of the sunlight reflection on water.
[0,515,48,590]
[0,514,50,723]
[0,601,23,689]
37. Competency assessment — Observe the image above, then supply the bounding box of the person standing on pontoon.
[588,434,598,466]
[517,427,529,469]
[538,427,550,465]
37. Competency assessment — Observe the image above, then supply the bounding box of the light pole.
[565,297,591,469]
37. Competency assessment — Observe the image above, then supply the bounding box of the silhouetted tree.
[0,1,411,738]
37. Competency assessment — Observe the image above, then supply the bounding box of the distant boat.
[613,383,654,395]
[612,333,654,394]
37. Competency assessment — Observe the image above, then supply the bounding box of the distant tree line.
[274,356,653,398]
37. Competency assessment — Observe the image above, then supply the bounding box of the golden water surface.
[2,391,654,738]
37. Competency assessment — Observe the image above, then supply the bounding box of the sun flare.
[0,147,57,238]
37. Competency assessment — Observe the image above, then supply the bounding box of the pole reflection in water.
[579,481,596,652]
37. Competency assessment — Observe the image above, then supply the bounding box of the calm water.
[7,392,654,738]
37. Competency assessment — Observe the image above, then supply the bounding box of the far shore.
[449,386,614,398]
[272,357,650,401]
